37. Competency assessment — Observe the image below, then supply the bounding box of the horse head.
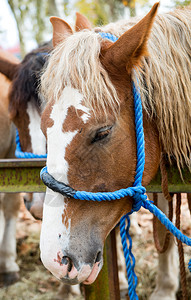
[40,3,161,284]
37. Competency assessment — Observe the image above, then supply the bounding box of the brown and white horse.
[40,3,191,299]
[0,42,52,221]
[0,44,51,287]
[0,50,21,286]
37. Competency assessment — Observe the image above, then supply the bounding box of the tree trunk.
[8,0,26,57]
[47,0,59,17]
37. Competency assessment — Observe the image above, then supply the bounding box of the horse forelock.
[40,31,120,117]
[41,8,191,171]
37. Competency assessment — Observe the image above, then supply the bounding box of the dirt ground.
[0,194,191,300]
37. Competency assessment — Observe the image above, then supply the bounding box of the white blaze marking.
[27,102,46,155]
[47,86,90,179]
[81,113,90,123]
[40,87,91,279]
[40,188,71,278]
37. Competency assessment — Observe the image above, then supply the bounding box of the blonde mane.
[40,31,119,115]
[41,8,191,170]
[136,9,191,171]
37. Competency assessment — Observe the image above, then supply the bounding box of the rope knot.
[129,186,147,213]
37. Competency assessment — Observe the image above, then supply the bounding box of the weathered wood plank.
[147,164,191,193]
[0,159,190,193]
[0,158,46,192]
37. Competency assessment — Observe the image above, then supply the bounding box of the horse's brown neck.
[0,73,11,114]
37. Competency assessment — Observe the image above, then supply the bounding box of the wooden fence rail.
[0,159,191,193]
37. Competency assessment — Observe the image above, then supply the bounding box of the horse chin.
[82,261,103,285]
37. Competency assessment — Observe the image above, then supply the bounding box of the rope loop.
[15,129,47,159]
[131,193,147,213]
[74,185,146,202]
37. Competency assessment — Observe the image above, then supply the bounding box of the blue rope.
[98,32,118,42]
[15,128,47,159]
[40,33,191,299]
[188,260,191,272]
[143,200,191,246]
[120,215,138,299]
[74,186,146,201]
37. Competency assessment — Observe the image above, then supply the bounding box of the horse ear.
[75,12,92,31]
[50,17,73,47]
[102,2,159,73]
[0,58,18,81]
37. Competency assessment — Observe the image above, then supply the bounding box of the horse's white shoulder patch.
[27,102,46,155]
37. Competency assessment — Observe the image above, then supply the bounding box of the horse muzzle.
[40,244,103,285]
[40,190,104,285]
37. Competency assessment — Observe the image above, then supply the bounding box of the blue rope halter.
[15,128,47,159]
[39,33,191,299]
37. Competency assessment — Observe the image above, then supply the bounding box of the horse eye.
[91,126,113,144]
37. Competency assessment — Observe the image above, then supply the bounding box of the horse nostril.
[61,256,73,272]
[61,256,69,265]
[67,258,72,272]
[95,251,102,263]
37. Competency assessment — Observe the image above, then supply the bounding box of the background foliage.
[3,0,191,56]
